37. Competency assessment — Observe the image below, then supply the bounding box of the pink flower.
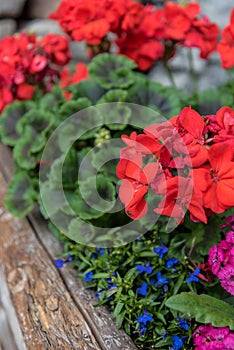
[226,230,234,244]
[223,334,234,350]
[208,245,224,275]
[193,324,231,349]
[218,264,234,295]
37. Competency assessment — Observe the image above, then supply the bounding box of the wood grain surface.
[0,143,137,350]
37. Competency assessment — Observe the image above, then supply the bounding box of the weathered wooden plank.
[0,172,102,350]
[0,143,137,350]
[0,303,18,350]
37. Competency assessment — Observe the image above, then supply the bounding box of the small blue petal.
[166,258,178,268]
[137,282,148,296]
[178,317,189,331]
[54,259,65,268]
[84,271,93,282]
[153,243,168,258]
[170,335,183,350]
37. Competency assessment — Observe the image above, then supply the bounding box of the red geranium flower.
[193,141,234,214]
[217,8,234,69]
[119,161,160,220]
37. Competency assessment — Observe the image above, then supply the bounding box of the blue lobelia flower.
[137,310,153,335]
[153,243,168,258]
[177,317,189,331]
[137,282,148,296]
[155,272,168,287]
[54,254,74,268]
[166,258,178,268]
[136,262,153,274]
[54,259,65,268]
[170,335,183,350]
[186,268,200,284]
[84,271,93,283]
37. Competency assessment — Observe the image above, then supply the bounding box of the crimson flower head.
[217,8,234,69]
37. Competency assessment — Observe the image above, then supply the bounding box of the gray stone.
[70,42,89,63]
[25,0,60,19]
[19,19,63,36]
[0,0,26,18]
[0,19,17,39]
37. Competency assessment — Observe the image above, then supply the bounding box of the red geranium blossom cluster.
[208,216,234,296]
[0,32,71,112]
[117,106,234,224]
[217,8,234,69]
[193,324,234,350]
[50,0,219,71]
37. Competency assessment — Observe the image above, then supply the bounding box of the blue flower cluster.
[137,310,153,336]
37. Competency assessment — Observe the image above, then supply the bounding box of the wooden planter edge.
[0,143,137,350]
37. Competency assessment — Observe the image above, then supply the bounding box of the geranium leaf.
[127,79,184,118]
[4,171,36,217]
[166,292,234,330]
[58,97,92,121]
[97,89,128,103]
[0,100,34,145]
[13,126,38,169]
[98,102,132,130]
[89,53,137,89]
[16,109,54,135]
[40,87,65,112]
[69,80,106,103]
[57,106,103,151]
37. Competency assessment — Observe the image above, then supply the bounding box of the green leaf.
[113,302,125,318]
[58,98,92,121]
[49,149,78,190]
[40,87,65,112]
[13,126,38,169]
[99,102,132,130]
[166,292,234,330]
[4,171,36,217]
[69,80,106,103]
[0,101,34,146]
[97,89,128,104]
[77,174,116,216]
[67,217,96,245]
[89,53,137,89]
[127,79,184,119]
[57,106,103,151]
[16,109,54,135]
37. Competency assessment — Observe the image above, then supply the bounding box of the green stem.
[163,60,177,87]
[188,49,199,94]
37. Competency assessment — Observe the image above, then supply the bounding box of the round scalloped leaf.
[166,292,234,330]
[98,102,131,130]
[4,171,36,217]
[76,174,116,219]
[16,109,54,136]
[49,149,78,190]
[13,126,38,169]
[89,53,137,89]
[40,87,65,112]
[58,97,92,121]
[97,89,128,104]
[69,80,106,103]
[0,101,34,146]
[57,106,103,152]
[67,217,96,246]
[127,79,184,119]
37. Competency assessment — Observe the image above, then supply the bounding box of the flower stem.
[188,49,199,94]
[163,60,177,87]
